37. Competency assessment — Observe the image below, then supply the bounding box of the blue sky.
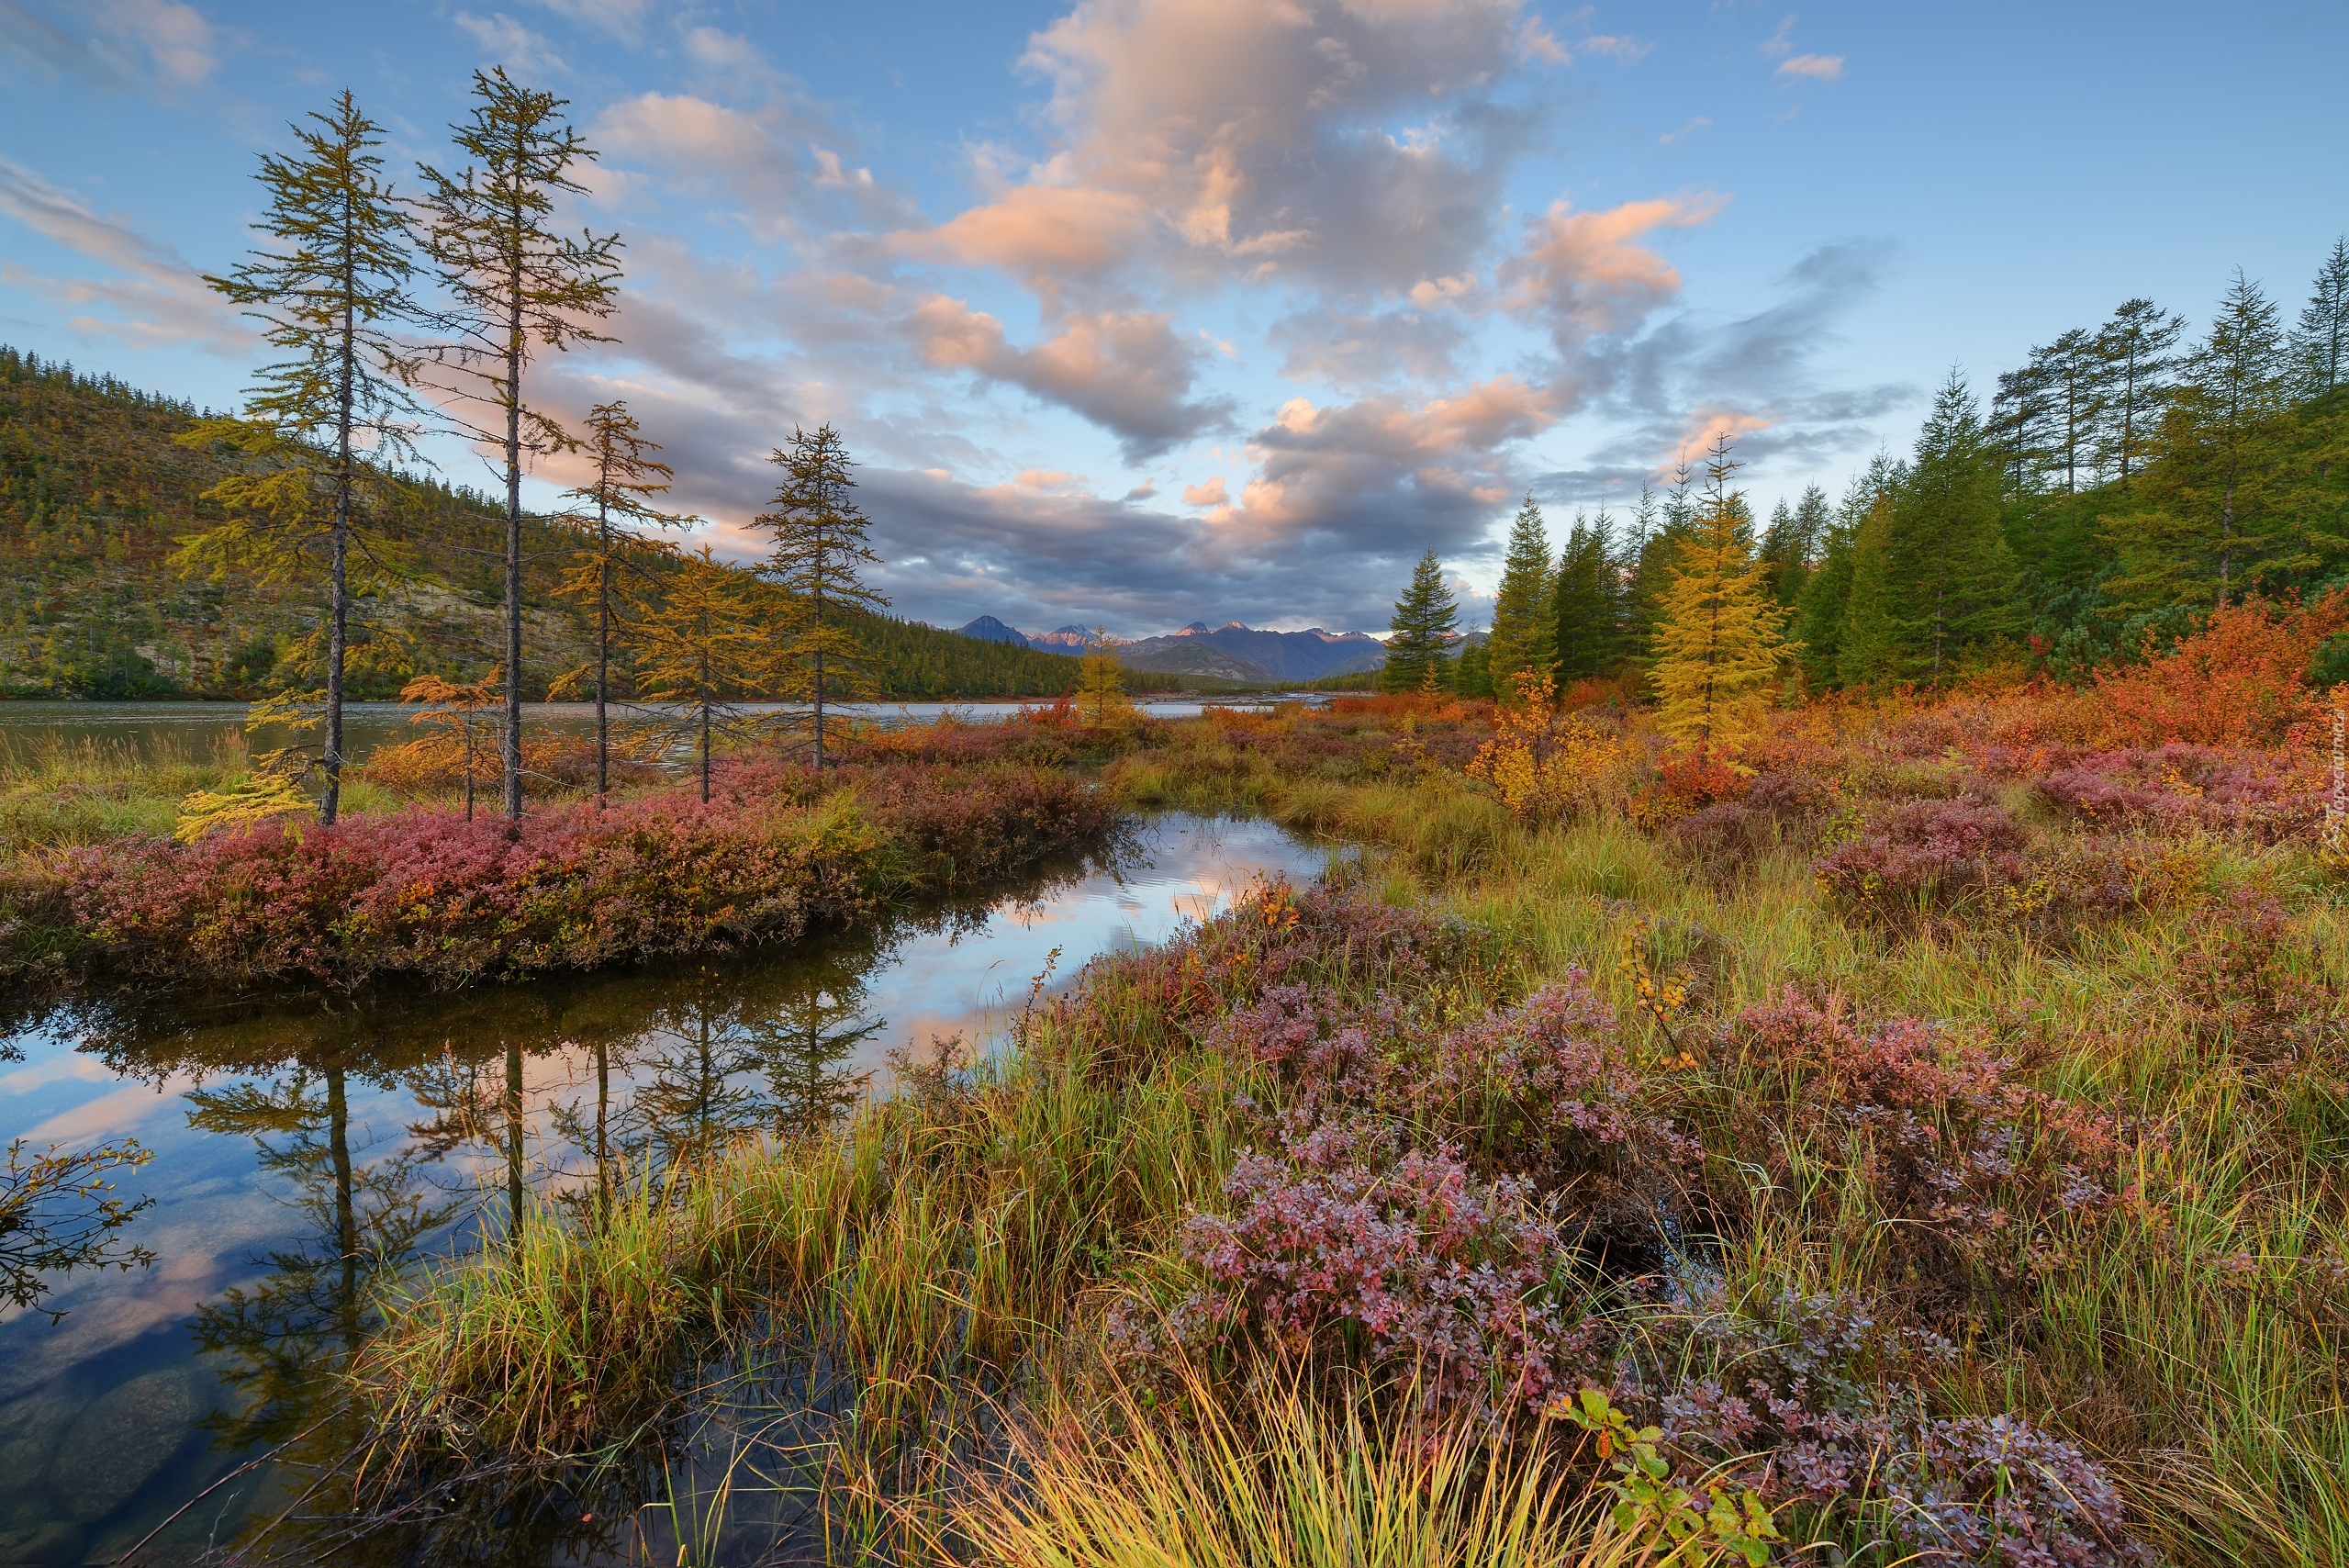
[2,0,2342,637]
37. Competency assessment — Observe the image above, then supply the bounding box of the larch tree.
[756,424,888,767]
[1381,548,1459,693]
[1077,627,1133,723]
[175,91,427,825]
[1649,435,1789,745]
[1483,495,1555,703]
[418,68,622,821]
[623,547,772,803]
[1890,371,2017,684]
[553,401,690,806]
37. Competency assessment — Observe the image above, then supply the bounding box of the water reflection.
[0,814,1330,1565]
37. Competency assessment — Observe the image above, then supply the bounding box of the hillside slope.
[0,348,1081,700]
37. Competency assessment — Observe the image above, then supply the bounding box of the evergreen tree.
[175,92,427,825]
[1836,490,1901,689]
[756,424,888,767]
[1649,434,1789,745]
[1381,548,1458,693]
[623,547,772,803]
[1890,371,2018,683]
[2126,271,2292,607]
[2294,238,2349,406]
[1621,481,1683,663]
[418,69,622,820]
[1452,633,1493,698]
[2095,298,2182,491]
[1551,509,1618,682]
[1483,495,1555,703]
[552,401,690,806]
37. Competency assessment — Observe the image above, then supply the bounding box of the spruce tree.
[2129,271,2292,607]
[553,401,691,806]
[175,92,427,825]
[1483,495,1555,703]
[418,69,622,820]
[1835,492,1901,689]
[1890,371,2018,683]
[1382,548,1458,693]
[1452,633,1493,698]
[756,424,889,767]
[2095,298,2182,491]
[1649,434,1789,745]
[2293,238,2349,407]
[1621,481,1681,663]
[1551,509,1617,683]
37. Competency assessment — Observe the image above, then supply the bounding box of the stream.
[0,813,1332,1566]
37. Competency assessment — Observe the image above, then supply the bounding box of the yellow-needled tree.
[623,547,773,803]
[1077,627,1133,724]
[175,91,429,825]
[755,424,888,767]
[1649,433,1791,748]
[553,401,691,806]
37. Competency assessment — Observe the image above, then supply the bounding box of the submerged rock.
[48,1370,196,1523]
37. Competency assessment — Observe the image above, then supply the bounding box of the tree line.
[179,78,932,823]
[1383,240,2349,733]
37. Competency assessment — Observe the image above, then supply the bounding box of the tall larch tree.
[419,68,622,821]
[554,402,690,806]
[757,424,888,767]
[176,92,426,825]
[1382,548,1459,693]
[1483,495,1555,703]
[1890,371,2018,683]
[1649,434,1789,746]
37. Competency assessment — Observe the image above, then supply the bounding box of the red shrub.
[1812,798,2030,922]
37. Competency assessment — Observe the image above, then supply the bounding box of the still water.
[0,814,1330,1566]
[0,697,1321,768]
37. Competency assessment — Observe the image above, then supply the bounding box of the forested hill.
[0,347,1081,700]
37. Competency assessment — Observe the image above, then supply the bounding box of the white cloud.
[1776,53,1843,82]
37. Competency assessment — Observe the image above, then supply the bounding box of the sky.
[1,1,2343,639]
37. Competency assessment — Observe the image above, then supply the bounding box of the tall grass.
[943,1365,1674,1568]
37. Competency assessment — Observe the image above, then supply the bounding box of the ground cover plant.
[327,600,2349,1568]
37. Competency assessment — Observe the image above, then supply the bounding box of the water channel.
[0,813,1333,1565]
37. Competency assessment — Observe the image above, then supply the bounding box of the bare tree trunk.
[595,494,610,808]
[501,255,525,823]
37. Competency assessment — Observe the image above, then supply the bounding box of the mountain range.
[953,617,1387,684]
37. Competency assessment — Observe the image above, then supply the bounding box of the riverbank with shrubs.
[319,603,2348,1568]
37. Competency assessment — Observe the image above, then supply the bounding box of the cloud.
[900,0,1538,299]
[0,0,219,89]
[1776,54,1842,82]
[1270,305,1470,390]
[452,10,570,75]
[1181,476,1227,507]
[1496,192,1726,349]
[911,297,1236,460]
[0,156,241,351]
[526,0,653,41]
[592,91,915,234]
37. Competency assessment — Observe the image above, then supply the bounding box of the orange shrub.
[2094,591,2349,746]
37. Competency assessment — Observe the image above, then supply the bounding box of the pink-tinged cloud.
[1497,192,1726,346]
[0,155,244,351]
[1181,476,1227,507]
[911,296,1233,459]
[900,0,1531,297]
[1776,53,1843,81]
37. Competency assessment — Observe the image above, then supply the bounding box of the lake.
[0,697,1326,769]
[0,813,1333,1566]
